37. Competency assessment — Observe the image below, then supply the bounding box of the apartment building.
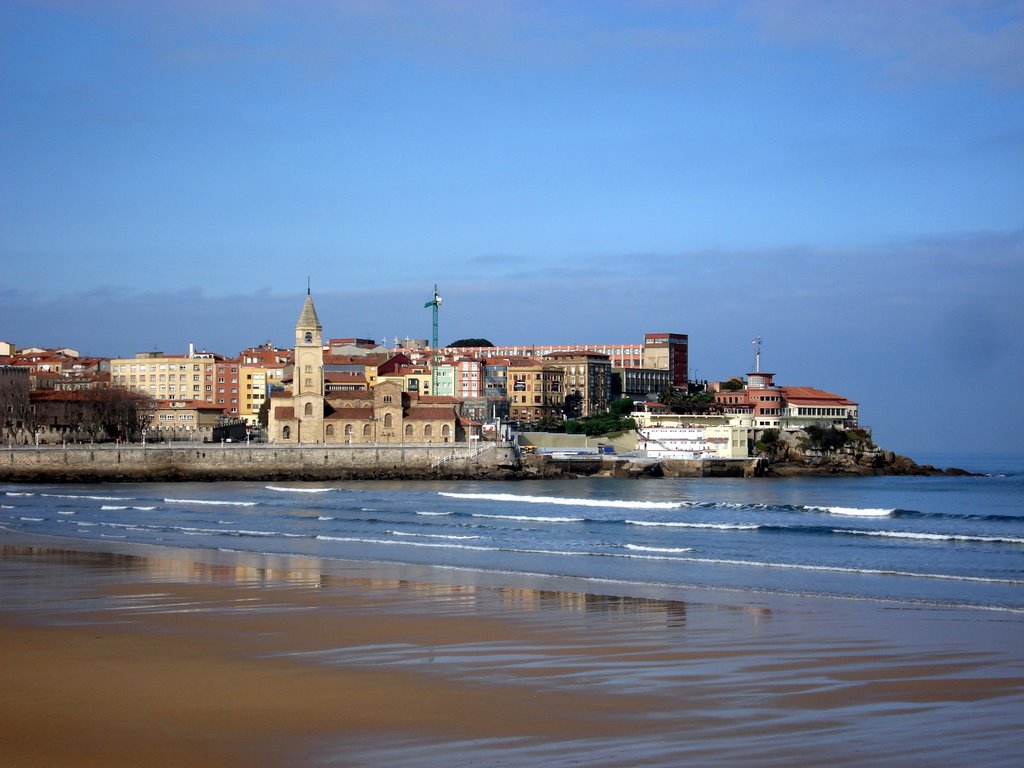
[507,360,565,423]
[110,352,221,405]
[543,351,611,418]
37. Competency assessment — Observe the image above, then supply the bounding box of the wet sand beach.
[2,533,1023,767]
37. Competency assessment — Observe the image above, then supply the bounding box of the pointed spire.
[297,288,322,331]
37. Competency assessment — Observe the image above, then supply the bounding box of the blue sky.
[1,0,1022,456]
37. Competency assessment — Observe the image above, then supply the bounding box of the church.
[267,291,468,444]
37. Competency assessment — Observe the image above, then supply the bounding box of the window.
[304,402,313,416]
[384,413,393,428]
[282,426,291,439]
[405,424,413,437]
[304,332,313,343]
[363,424,371,436]
[345,424,353,436]
[326,424,334,436]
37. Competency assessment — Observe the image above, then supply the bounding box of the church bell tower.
[293,288,325,442]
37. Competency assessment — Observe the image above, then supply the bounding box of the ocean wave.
[266,485,336,493]
[57,510,76,515]
[626,520,760,530]
[317,516,335,521]
[101,505,156,511]
[42,493,133,501]
[18,516,44,522]
[806,505,894,517]
[177,525,306,538]
[388,530,482,541]
[623,544,695,554]
[315,535,695,563]
[834,529,1024,545]
[659,555,1024,584]
[164,498,257,507]
[415,511,452,516]
[439,491,683,510]
[5,492,34,496]
[472,513,585,523]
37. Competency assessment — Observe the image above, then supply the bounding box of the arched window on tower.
[325,424,334,436]
[304,332,313,343]
[384,413,393,428]
[405,424,413,437]
[282,426,291,439]
[304,402,313,417]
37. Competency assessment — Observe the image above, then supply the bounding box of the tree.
[609,397,634,417]
[448,338,493,348]
[721,378,744,391]
[257,396,271,428]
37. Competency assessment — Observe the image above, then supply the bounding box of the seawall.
[0,442,522,483]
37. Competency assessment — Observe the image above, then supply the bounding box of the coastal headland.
[0,441,965,483]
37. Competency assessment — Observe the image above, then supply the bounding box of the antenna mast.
[752,337,763,373]
[424,284,443,394]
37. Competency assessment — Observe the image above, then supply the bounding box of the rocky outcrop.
[756,430,973,477]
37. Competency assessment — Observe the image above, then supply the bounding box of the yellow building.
[507,360,565,424]
[239,366,269,426]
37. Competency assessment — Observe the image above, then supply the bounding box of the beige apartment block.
[543,351,611,418]
[110,352,220,404]
[507,361,565,424]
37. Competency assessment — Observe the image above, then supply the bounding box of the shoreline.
[3,530,1023,767]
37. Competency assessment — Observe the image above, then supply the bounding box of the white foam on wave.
[807,505,894,517]
[315,534,696,563]
[2,504,15,509]
[177,525,305,538]
[415,511,452,516]
[101,505,156,511]
[624,544,694,554]
[165,498,257,507]
[317,516,335,521]
[439,491,683,510]
[57,510,76,515]
[42,493,132,501]
[626,520,759,530]
[388,530,481,541]
[472,513,584,523]
[19,516,44,522]
[652,555,1024,584]
[266,485,336,494]
[6,492,34,496]
[835,529,1024,545]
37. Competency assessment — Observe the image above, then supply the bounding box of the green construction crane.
[424,284,442,395]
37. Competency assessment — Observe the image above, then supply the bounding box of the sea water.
[3,453,1022,612]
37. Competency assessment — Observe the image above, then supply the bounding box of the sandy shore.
[2,533,1023,768]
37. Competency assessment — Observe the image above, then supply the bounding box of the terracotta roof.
[780,387,857,406]
[325,407,374,420]
[405,407,457,421]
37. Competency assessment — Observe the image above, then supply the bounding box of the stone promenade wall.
[0,442,522,483]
